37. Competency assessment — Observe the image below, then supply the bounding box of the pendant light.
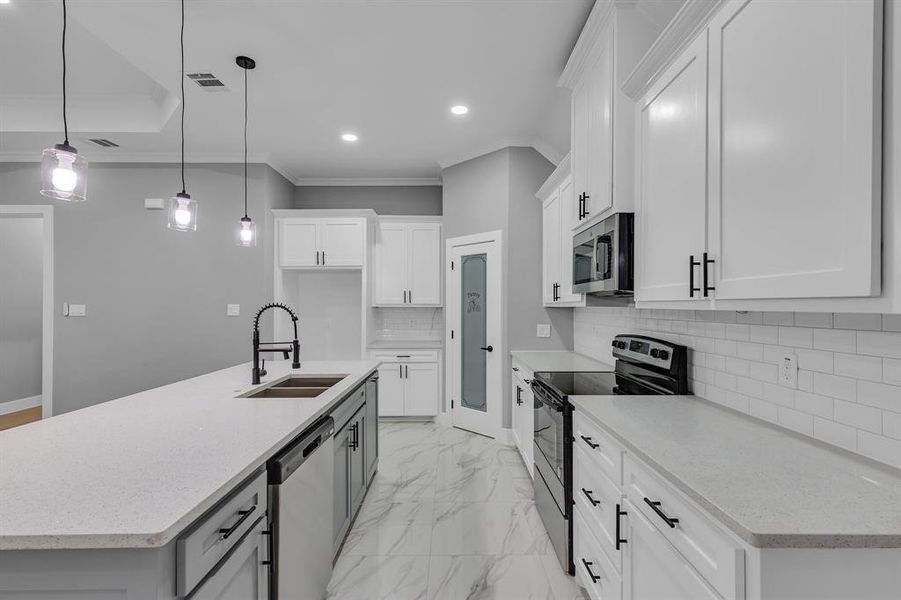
[40,0,87,202]
[236,55,257,247]
[168,0,197,232]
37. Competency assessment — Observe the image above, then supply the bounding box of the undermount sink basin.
[242,374,348,399]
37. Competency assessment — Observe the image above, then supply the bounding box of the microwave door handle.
[593,237,600,275]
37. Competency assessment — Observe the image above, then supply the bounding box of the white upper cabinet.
[279,217,364,268]
[373,219,442,306]
[538,156,585,307]
[562,2,669,233]
[706,0,882,300]
[636,33,709,303]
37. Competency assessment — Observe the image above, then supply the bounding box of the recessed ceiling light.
[0,1,11,6]
[341,133,358,142]
[451,105,469,115]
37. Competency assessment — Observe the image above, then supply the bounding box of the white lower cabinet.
[369,349,440,417]
[511,360,534,478]
[621,500,721,600]
[574,510,622,600]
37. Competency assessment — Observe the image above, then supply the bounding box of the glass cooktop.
[533,371,619,397]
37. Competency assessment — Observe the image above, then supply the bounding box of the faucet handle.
[260,358,267,378]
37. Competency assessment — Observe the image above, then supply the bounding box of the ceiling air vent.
[187,72,228,91]
[88,138,119,148]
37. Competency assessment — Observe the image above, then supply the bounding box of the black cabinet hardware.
[516,386,523,405]
[581,558,602,583]
[396,354,411,358]
[321,251,325,265]
[578,193,584,220]
[644,497,679,528]
[219,505,256,540]
[689,255,701,297]
[580,435,600,449]
[524,378,532,384]
[615,503,627,550]
[408,289,412,303]
[350,423,359,450]
[316,251,320,265]
[582,193,590,220]
[512,367,519,372]
[479,345,493,352]
[581,487,600,507]
[399,364,403,378]
[703,252,715,297]
[405,365,409,379]
[403,290,407,303]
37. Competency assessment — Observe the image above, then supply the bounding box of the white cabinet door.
[636,33,709,303]
[408,222,442,305]
[404,362,439,417]
[542,191,561,306]
[374,222,407,305]
[377,363,406,417]
[320,219,364,267]
[622,500,720,600]
[556,176,582,303]
[707,0,881,299]
[279,219,320,267]
[572,78,591,229]
[191,517,269,600]
[586,42,614,221]
[517,384,534,477]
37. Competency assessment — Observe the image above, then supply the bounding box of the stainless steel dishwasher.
[268,416,335,600]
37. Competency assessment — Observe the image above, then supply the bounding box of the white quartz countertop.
[571,394,901,548]
[510,350,613,373]
[367,339,443,349]
[0,360,379,551]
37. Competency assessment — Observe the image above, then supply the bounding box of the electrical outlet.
[226,304,240,317]
[63,303,86,317]
[780,353,798,388]
[144,198,165,210]
[536,324,551,338]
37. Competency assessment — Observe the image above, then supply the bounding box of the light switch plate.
[64,303,86,317]
[227,304,241,317]
[536,324,551,338]
[780,353,798,388]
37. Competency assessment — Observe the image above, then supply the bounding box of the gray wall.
[295,185,442,215]
[0,162,294,414]
[0,217,43,404]
[442,147,574,427]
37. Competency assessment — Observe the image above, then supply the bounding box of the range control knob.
[617,341,627,350]
[658,350,670,361]
[611,340,618,347]
[649,348,660,358]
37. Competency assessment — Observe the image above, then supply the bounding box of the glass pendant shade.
[167,192,198,232]
[40,144,87,202]
[237,216,257,247]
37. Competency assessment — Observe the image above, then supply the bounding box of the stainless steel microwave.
[572,212,634,295]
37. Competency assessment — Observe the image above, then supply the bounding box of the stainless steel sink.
[242,375,347,399]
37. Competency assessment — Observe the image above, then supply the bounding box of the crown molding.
[558,0,623,89]
[622,0,728,99]
[293,177,442,187]
[535,152,572,200]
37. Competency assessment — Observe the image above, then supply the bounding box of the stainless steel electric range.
[530,335,689,575]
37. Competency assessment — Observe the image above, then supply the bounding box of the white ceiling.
[0,0,594,183]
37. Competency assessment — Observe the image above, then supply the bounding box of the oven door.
[532,385,566,485]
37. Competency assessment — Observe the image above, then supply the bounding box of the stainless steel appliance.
[268,416,335,600]
[531,335,688,575]
[572,212,634,295]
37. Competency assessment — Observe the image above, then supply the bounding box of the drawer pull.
[644,497,679,528]
[580,435,600,449]
[219,505,257,540]
[581,487,600,507]
[581,558,602,583]
[615,503,627,550]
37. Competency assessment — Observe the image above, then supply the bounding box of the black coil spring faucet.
[252,302,301,384]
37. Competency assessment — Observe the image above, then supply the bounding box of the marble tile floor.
[326,421,588,600]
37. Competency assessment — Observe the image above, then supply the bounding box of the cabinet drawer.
[624,455,744,600]
[573,412,624,486]
[177,469,268,597]
[574,445,624,572]
[511,359,534,386]
[368,349,439,363]
[574,509,622,600]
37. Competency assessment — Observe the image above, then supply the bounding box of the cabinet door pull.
[581,487,600,507]
[219,504,256,540]
[615,503,627,550]
[399,364,403,378]
[581,558,602,583]
[689,255,701,297]
[405,365,409,379]
[577,193,583,220]
[643,497,679,528]
[703,252,716,297]
[316,251,320,265]
[580,435,600,449]
[582,193,590,220]
[516,386,523,405]
[408,289,412,303]
[321,251,325,265]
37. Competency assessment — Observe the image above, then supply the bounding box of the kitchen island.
[0,359,379,599]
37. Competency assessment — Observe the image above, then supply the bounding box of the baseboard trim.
[0,395,41,416]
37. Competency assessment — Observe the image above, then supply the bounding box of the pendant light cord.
[179,0,186,195]
[61,0,69,145]
[243,67,248,218]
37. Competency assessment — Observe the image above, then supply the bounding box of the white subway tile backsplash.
[833,353,882,382]
[834,313,882,331]
[834,400,882,434]
[812,328,856,353]
[573,307,901,469]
